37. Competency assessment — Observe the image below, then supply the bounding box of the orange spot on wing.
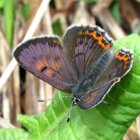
[79,30,111,50]
[52,39,61,46]
[35,58,62,77]
[82,92,97,104]
[54,60,61,70]
[35,60,48,71]
[44,68,54,77]
[115,51,130,68]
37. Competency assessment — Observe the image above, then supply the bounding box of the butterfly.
[13,24,133,110]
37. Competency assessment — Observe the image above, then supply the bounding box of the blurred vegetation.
[0,0,140,140]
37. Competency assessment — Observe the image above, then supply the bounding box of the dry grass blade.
[0,0,51,90]
[136,115,140,139]
[0,118,15,128]
[92,0,125,39]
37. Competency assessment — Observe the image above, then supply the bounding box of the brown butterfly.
[13,25,133,114]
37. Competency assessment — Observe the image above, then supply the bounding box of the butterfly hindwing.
[77,48,133,109]
[14,36,75,92]
[77,81,115,109]
[95,48,133,87]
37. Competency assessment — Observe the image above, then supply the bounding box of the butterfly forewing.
[63,25,112,77]
[14,36,75,92]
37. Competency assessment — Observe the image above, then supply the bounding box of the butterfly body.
[13,25,133,110]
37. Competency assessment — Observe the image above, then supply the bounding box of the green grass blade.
[4,0,14,46]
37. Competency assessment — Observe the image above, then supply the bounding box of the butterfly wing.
[63,25,112,77]
[13,36,76,92]
[77,49,133,109]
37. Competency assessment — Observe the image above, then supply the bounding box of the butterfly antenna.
[38,99,53,102]
[67,101,73,122]
[67,96,77,122]
[38,95,72,102]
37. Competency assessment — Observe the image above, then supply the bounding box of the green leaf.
[0,0,4,8]
[1,34,140,140]
[0,129,29,140]
[52,18,63,37]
